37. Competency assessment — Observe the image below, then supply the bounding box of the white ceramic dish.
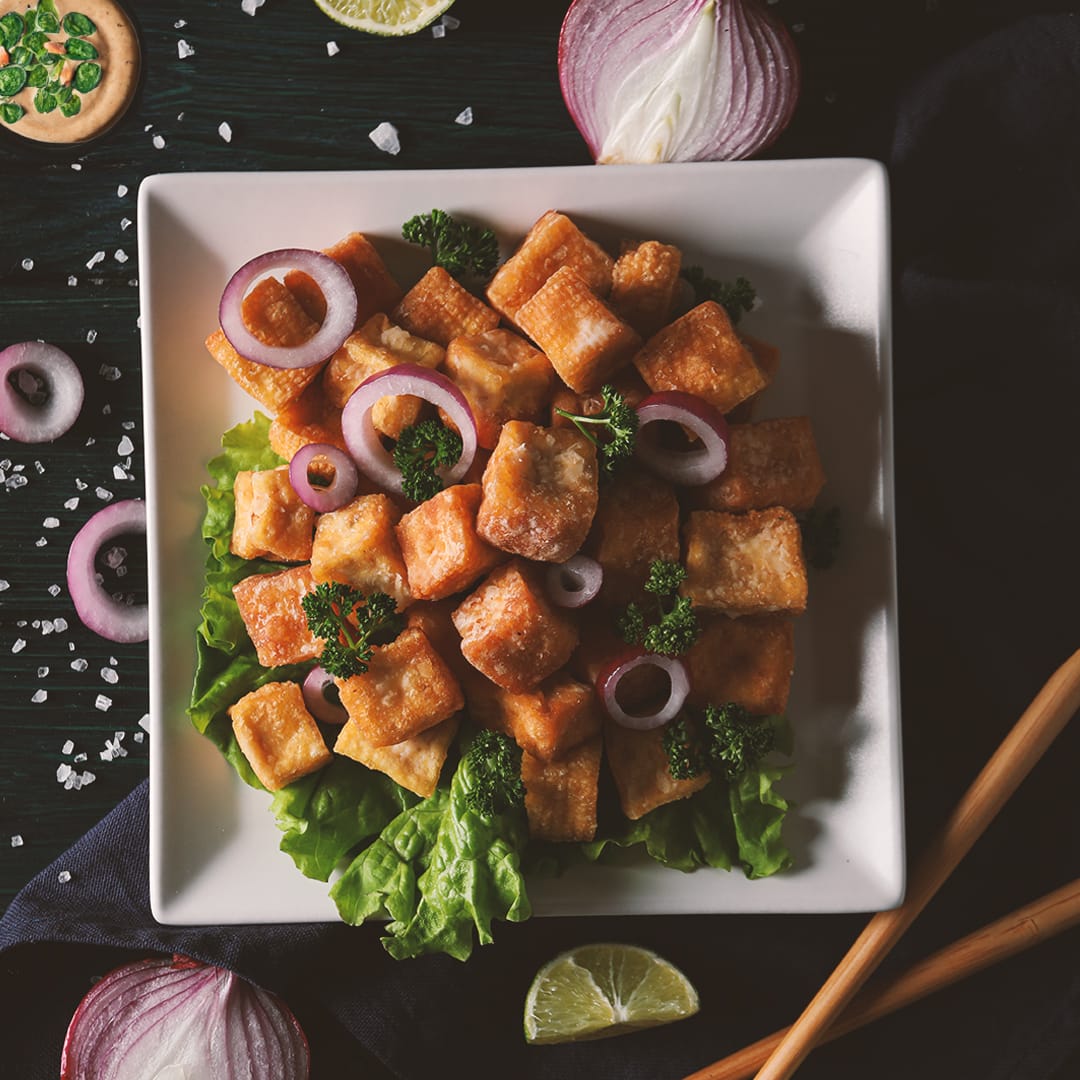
[140,160,903,925]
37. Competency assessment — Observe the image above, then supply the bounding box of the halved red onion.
[0,341,84,443]
[303,665,349,724]
[289,442,359,513]
[66,499,148,643]
[559,0,800,164]
[341,364,477,497]
[597,646,690,730]
[634,391,729,485]
[61,955,310,1080]
[546,554,603,608]
[218,248,357,369]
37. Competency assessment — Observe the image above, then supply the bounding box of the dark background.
[1,1,1078,1078]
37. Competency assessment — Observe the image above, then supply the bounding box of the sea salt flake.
[242,0,266,15]
[100,667,119,685]
[95,694,112,711]
[121,217,132,230]
[96,487,113,501]
[99,746,114,761]
[368,121,400,156]
[0,580,8,591]
[80,770,96,785]
[31,688,47,703]
[73,751,85,761]
[104,546,126,569]
[21,258,34,271]
[64,497,79,510]
[431,23,445,38]
[174,18,187,28]
[57,870,71,883]
[43,516,60,528]
[326,41,339,56]
[99,365,121,381]
[112,464,129,481]
[117,184,128,197]
[85,436,95,446]
[139,713,150,731]
[68,275,78,286]
[10,835,23,848]
[54,617,68,633]
[11,639,25,654]
[33,460,44,474]
[48,584,61,596]
[114,249,129,264]
[218,121,233,143]
[71,162,82,171]
[70,658,88,672]
[86,329,98,344]
[62,740,75,755]
[454,106,473,126]
[40,619,54,634]
[5,474,28,490]
[57,763,72,782]
[86,250,105,269]
[36,666,48,677]
[152,134,166,150]
[133,731,144,743]
[35,537,47,547]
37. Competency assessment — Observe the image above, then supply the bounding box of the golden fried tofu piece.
[727,335,782,423]
[205,275,325,414]
[486,210,615,324]
[395,483,504,601]
[232,564,321,667]
[405,598,470,683]
[516,266,642,393]
[585,466,680,607]
[310,493,411,611]
[464,670,602,762]
[603,719,710,820]
[682,508,808,615]
[335,714,460,798]
[323,313,445,438]
[230,681,333,791]
[686,614,794,715]
[442,329,556,450]
[267,378,351,461]
[633,301,767,415]
[391,266,500,347]
[284,231,403,328]
[609,240,682,338]
[693,417,826,513]
[452,559,578,693]
[522,736,602,842]
[549,365,651,432]
[477,420,599,563]
[231,466,316,563]
[335,627,464,747]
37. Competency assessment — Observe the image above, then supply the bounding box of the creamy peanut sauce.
[0,0,139,144]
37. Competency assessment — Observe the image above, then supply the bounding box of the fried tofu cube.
[516,266,643,393]
[727,335,782,423]
[405,598,471,683]
[633,301,767,415]
[229,681,332,791]
[477,420,599,563]
[464,670,602,762]
[284,231,403,328]
[585,466,680,606]
[310,493,411,611]
[486,210,615,324]
[334,714,459,798]
[232,564,321,667]
[442,329,556,450]
[549,365,651,431]
[268,378,351,461]
[205,276,324,413]
[335,627,464,746]
[603,719,710,820]
[609,240,682,338]
[391,266,500,347]
[323,314,445,438]
[231,466,316,563]
[452,559,578,692]
[395,483,504,601]
[682,508,808,615]
[693,417,826,513]
[522,736,602,842]
[685,614,795,715]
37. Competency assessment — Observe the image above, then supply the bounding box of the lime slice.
[310,0,455,36]
[523,943,700,1045]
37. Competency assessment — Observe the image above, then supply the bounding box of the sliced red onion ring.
[66,499,148,643]
[218,248,357,370]
[597,646,690,730]
[289,442,359,513]
[302,665,349,725]
[635,391,729,485]
[0,341,84,443]
[546,554,603,608]
[341,364,477,497]
[61,955,310,1080]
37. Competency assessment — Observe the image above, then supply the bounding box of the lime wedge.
[523,943,700,1045]
[310,0,455,36]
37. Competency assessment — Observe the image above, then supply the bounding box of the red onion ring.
[302,665,349,725]
[597,646,690,730]
[634,391,729,485]
[341,364,478,497]
[218,248,357,369]
[61,955,310,1080]
[289,442,359,513]
[545,554,603,608]
[0,341,84,443]
[66,499,149,643]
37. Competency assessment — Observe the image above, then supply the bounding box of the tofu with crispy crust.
[232,564,321,667]
[231,466,315,563]
[334,714,460,797]
[521,736,602,842]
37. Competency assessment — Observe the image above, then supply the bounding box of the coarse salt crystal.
[43,516,59,528]
[441,13,460,29]
[86,251,105,269]
[81,770,96,785]
[57,870,71,883]
[175,18,187,28]
[431,23,445,38]
[71,163,82,171]
[67,275,78,287]
[35,537,47,547]
[33,460,44,474]
[100,667,119,685]
[95,694,112,711]
[40,619,53,634]
[48,584,61,596]
[133,731,144,743]
[455,107,473,126]
[117,184,128,197]
[0,579,8,591]
[73,751,85,761]
[99,365,121,381]
[36,666,48,677]
[152,134,166,150]
[71,658,88,672]
[85,436,95,446]
[139,713,150,731]
[64,497,79,510]
[369,121,401,155]
[11,639,25,653]
[62,739,75,755]
[326,41,339,56]
[21,258,34,271]
[75,478,87,490]
[54,617,67,632]
[218,121,233,143]
[117,435,134,456]
[86,329,97,344]
[57,763,72,782]
[10,835,22,848]
[121,217,132,230]
[241,0,266,15]
[96,487,113,501]
[113,464,129,481]
[114,249,129,264]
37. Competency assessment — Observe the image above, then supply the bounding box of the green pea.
[34,88,57,113]
[0,102,25,124]
[62,12,96,37]
[72,61,101,93]
[59,92,80,118]
[0,65,27,96]
[65,37,97,60]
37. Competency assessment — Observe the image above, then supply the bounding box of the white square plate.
[140,160,903,925]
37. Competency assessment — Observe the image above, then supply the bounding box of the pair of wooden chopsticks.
[687,647,1080,1080]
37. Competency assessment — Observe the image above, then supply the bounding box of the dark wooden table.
[2,2,1077,1078]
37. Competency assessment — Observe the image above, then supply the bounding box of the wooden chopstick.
[748,647,1080,1080]
[685,877,1080,1080]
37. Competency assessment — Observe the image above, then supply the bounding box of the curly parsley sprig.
[553,384,639,476]
[616,559,700,657]
[301,582,404,680]
[681,267,757,326]
[463,729,526,817]
[662,702,777,781]
[401,209,500,280]
[392,417,463,503]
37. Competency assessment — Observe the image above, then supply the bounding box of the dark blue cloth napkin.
[3,12,1079,1080]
